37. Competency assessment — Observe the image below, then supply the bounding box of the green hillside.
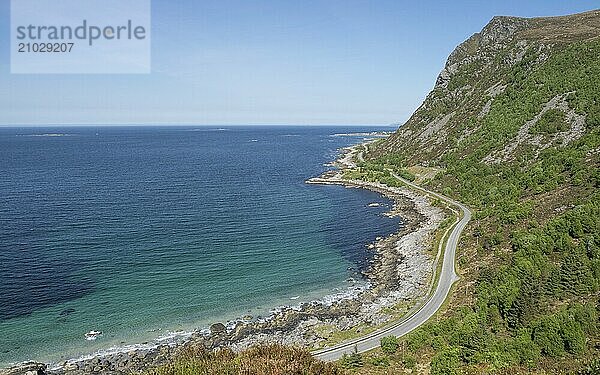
[355,9,600,374]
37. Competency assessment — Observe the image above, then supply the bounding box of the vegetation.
[359,11,600,375]
[144,345,344,375]
[577,358,600,374]
[380,336,400,355]
[342,160,415,185]
[339,349,364,369]
[529,108,569,134]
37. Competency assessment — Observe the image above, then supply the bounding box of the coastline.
[3,140,446,375]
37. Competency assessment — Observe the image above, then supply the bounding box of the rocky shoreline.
[2,144,446,375]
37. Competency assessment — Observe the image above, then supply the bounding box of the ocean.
[0,126,400,367]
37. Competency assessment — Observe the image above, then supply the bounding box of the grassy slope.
[356,9,600,375]
[143,345,343,375]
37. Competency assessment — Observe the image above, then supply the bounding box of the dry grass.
[405,166,443,185]
[143,344,345,375]
[522,9,600,43]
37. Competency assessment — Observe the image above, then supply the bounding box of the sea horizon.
[0,125,401,367]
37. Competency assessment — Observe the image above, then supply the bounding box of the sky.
[0,0,598,126]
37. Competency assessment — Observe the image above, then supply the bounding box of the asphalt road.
[314,173,471,361]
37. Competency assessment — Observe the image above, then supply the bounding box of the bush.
[369,356,390,367]
[144,344,344,375]
[339,349,364,369]
[532,316,565,357]
[559,317,585,355]
[577,358,600,375]
[406,329,432,351]
[529,108,569,134]
[511,328,541,365]
[402,354,417,369]
[431,347,461,375]
[397,169,416,182]
[380,335,400,355]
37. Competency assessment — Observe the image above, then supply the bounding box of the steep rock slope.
[359,9,600,374]
[371,10,599,167]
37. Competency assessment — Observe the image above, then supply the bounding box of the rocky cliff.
[370,10,600,168]
[359,9,600,373]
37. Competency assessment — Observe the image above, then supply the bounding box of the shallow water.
[0,126,400,366]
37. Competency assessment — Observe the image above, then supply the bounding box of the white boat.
[85,330,102,340]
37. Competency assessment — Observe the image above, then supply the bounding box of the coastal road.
[314,172,471,362]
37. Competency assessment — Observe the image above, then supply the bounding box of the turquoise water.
[0,126,400,366]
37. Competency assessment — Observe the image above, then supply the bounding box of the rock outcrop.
[0,362,46,375]
[370,9,600,166]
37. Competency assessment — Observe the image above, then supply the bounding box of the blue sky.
[1,0,598,126]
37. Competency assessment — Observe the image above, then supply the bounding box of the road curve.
[314,173,471,362]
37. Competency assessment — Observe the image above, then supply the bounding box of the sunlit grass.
[143,344,344,375]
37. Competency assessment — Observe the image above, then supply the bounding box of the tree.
[560,248,596,296]
[532,316,565,357]
[339,346,363,369]
[560,317,585,355]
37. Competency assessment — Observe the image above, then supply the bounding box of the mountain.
[371,10,599,166]
[359,9,600,374]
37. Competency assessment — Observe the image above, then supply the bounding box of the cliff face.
[370,10,600,167]
[362,11,600,374]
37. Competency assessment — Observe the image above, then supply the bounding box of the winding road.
[314,172,471,362]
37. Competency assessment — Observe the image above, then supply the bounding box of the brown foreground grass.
[143,344,345,375]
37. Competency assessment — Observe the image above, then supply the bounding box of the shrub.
[144,344,344,375]
[529,108,569,134]
[369,356,390,367]
[339,348,364,369]
[397,169,416,182]
[532,316,565,357]
[431,347,461,375]
[511,328,541,365]
[402,354,417,369]
[380,335,400,355]
[577,358,600,375]
[406,329,431,351]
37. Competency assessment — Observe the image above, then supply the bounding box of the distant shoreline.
[5,137,446,375]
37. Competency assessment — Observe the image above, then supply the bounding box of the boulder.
[1,362,47,375]
[209,323,226,335]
